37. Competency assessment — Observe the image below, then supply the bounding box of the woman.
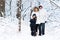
[30,7,40,36]
[38,5,48,36]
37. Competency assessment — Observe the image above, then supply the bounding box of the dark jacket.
[30,18,36,27]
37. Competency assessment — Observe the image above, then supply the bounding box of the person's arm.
[31,12,35,19]
[43,9,48,23]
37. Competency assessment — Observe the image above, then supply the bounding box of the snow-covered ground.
[0,17,60,40]
[2,0,60,40]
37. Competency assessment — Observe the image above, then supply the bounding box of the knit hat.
[33,14,36,16]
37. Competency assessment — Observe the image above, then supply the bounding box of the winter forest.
[0,0,60,40]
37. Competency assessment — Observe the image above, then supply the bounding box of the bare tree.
[0,0,5,17]
[10,0,12,16]
[47,0,60,22]
[5,0,12,17]
[49,0,60,9]
[16,0,22,31]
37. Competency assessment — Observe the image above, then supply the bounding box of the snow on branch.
[49,0,60,9]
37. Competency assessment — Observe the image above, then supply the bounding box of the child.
[30,14,37,36]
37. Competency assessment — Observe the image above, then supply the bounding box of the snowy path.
[0,17,60,40]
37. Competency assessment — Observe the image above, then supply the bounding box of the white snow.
[0,17,60,40]
[2,0,60,40]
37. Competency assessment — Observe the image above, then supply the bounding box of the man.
[38,5,48,36]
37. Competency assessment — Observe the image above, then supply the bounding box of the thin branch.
[49,0,60,9]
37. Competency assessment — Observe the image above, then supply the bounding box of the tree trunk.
[0,0,5,17]
[17,0,22,31]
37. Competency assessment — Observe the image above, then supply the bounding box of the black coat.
[30,18,36,27]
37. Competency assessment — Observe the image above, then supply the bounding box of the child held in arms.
[30,14,37,36]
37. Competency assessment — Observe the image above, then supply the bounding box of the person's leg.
[33,24,37,36]
[39,23,42,36]
[31,25,36,36]
[36,24,39,32]
[31,27,34,36]
[30,24,33,32]
[41,23,45,35]
[30,24,34,36]
[31,27,37,36]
